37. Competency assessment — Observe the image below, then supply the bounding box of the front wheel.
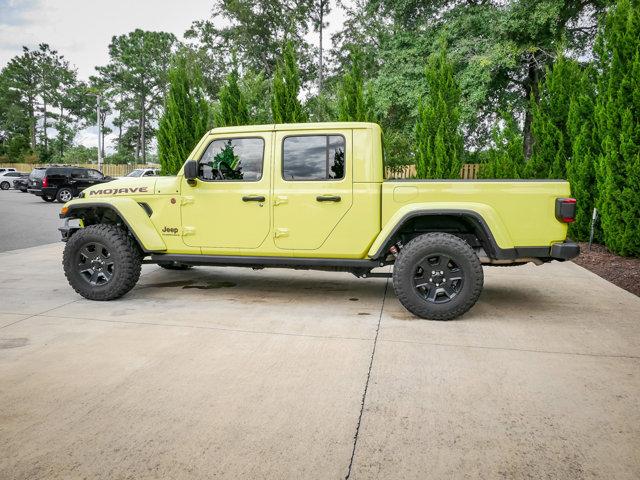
[63,224,142,300]
[0,181,10,190]
[392,233,484,321]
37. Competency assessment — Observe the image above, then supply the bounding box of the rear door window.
[282,135,346,181]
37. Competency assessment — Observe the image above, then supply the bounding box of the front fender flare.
[367,202,514,259]
[61,197,167,252]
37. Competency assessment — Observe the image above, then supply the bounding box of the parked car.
[126,168,160,177]
[12,173,30,192]
[0,167,17,174]
[0,171,26,190]
[59,122,579,321]
[28,166,112,202]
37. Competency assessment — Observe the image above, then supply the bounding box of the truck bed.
[382,179,571,250]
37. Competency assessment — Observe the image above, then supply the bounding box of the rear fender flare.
[368,203,514,259]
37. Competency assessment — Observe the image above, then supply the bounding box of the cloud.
[0,0,39,26]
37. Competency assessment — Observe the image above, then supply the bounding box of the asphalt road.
[0,189,62,253]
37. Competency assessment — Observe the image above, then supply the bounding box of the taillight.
[555,198,577,223]
[42,176,48,188]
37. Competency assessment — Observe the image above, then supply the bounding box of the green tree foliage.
[337,50,373,122]
[157,53,210,175]
[239,70,272,124]
[414,46,463,179]
[566,66,599,241]
[478,114,525,179]
[594,0,640,256]
[98,29,177,162]
[335,0,610,153]
[271,41,308,123]
[526,56,583,179]
[0,44,86,162]
[215,67,249,127]
[185,0,315,89]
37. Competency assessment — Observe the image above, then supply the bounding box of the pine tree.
[526,55,583,179]
[414,45,463,179]
[215,67,249,127]
[566,66,599,241]
[478,113,525,179]
[157,53,210,175]
[337,50,373,122]
[594,0,640,256]
[271,41,307,124]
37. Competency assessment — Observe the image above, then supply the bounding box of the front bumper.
[58,218,81,242]
[550,240,580,261]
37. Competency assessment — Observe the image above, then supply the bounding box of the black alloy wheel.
[392,232,484,321]
[76,242,115,286]
[412,254,464,304]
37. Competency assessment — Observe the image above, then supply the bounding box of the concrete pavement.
[0,243,639,479]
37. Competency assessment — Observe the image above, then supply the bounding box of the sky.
[0,0,344,154]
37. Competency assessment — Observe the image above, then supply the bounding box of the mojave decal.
[89,186,149,195]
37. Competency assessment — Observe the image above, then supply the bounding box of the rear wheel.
[63,224,142,300]
[56,187,74,203]
[0,181,10,190]
[392,233,484,321]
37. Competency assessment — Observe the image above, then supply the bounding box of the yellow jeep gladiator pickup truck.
[59,122,579,320]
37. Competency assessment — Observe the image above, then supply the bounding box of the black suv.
[28,166,112,202]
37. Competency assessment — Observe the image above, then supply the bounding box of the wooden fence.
[385,163,481,180]
[0,163,159,177]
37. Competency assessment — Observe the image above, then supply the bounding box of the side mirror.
[184,160,198,184]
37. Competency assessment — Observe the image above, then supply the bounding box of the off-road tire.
[392,232,484,321]
[158,261,193,270]
[42,195,55,202]
[56,187,74,203]
[63,224,142,301]
[0,181,10,190]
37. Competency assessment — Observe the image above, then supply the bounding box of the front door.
[272,130,353,251]
[181,134,271,250]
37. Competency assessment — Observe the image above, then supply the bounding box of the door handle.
[242,195,266,202]
[316,195,341,202]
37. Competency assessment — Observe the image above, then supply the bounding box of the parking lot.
[1,232,639,478]
[0,189,61,252]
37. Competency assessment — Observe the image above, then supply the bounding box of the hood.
[82,177,158,198]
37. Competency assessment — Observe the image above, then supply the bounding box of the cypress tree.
[478,113,525,179]
[594,0,640,256]
[215,67,249,127]
[271,41,307,123]
[566,66,599,241]
[337,50,373,122]
[414,45,463,179]
[526,55,582,179]
[157,53,210,175]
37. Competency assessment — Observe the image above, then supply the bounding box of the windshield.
[127,169,143,177]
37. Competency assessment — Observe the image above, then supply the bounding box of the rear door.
[272,130,353,251]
